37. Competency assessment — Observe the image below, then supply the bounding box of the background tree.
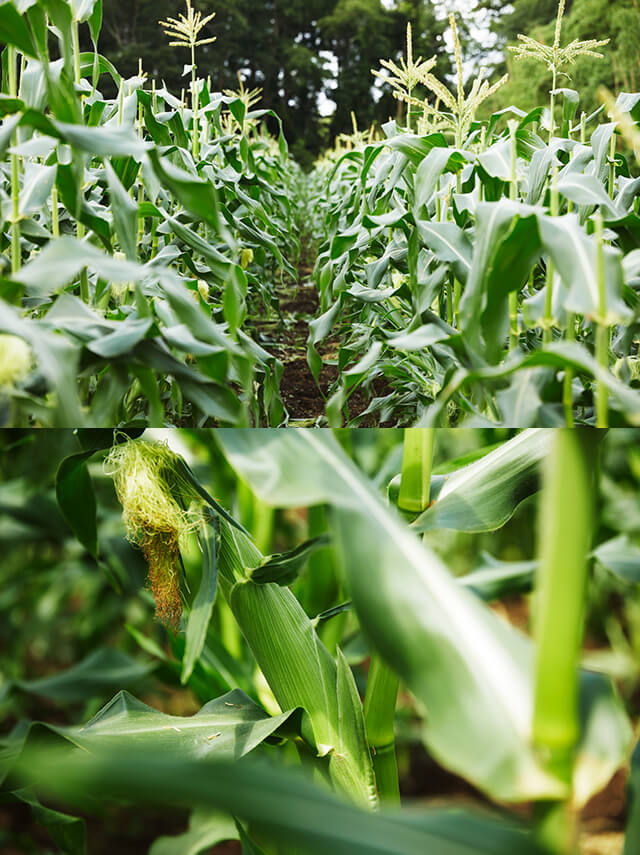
[479,0,640,120]
[91,0,448,165]
[89,0,636,164]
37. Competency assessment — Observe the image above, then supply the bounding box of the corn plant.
[0,0,300,427]
[2,427,640,855]
[308,3,640,427]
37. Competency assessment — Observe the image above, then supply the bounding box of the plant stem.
[8,46,21,275]
[70,1,90,303]
[376,428,435,799]
[563,312,575,426]
[508,119,519,349]
[10,139,20,275]
[191,44,200,161]
[594,214,608,428]
[543,167,559,345]
[608,132,616,199]
[51,185,60,238]
[533,429,597,853]
[363,657,400,803]
[72,15,81,89]
[549,66,557,142]
[398,428,434,513]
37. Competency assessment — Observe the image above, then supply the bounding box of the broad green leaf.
[460,554,537,601]
[418,342,640,427]
[55,449,98,557]
[0,301,84,426]
[56,689,294,759]
[477,139,512,181]
[0,0,37,56]
[12,236,148,296]
[216,430,631,804]
[12,789,86,855]
[12,648,153,703]
[88,317,154,359]
[149,150,221,231]
[161,212,233,282]
[413,148,462,212]
[459,201,541,361]
[150,808,238,855]
[18,162,56,216]
[19,746,549,855]
[105,159,138,260]
[414,219,472,283]
[557,174,621,220]
[307,298,342,384]
[592,535,640,583]
[384,132,448,165]
[413,429,548,532]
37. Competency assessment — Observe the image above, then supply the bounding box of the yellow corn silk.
[105,439,203,630]
[143,531,183,630]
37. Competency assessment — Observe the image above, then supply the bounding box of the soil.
[249,248,389,426]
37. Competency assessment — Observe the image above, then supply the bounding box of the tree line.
[91,0,640,166]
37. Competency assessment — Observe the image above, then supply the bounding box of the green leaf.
[182,531,218,685]
[413,429,548,532]
[460,554,537,600]
[459,202,541,361]
[150,808,238,855]
[0,0,37,56]
[414,219,472,284]
[414,148,466,213]
[13,789,86,855]
[307,298,342,385]
[104,159,138,260]
[161,212,232,282]
[557,174,621,220]
[538,213,629,322]
[12,236,147,296]
[55,449,98,557]
[419,343,640,427]
[18,163,56,216]
[13,648,153,703]
[149,150,221,231]
[592,535,640,583]
[250,534,332,586]
[477,138,512,181]
[18,745,549,855]
[57,689,295,759]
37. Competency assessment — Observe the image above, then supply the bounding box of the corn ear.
[218,519,378,808]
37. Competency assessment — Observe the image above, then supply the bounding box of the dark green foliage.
[88,0,448,164]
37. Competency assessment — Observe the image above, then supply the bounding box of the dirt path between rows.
[250,244,385,426]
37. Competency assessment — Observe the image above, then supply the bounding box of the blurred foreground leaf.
[16,746,548,855]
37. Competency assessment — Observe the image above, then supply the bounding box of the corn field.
[0,0,639,426]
